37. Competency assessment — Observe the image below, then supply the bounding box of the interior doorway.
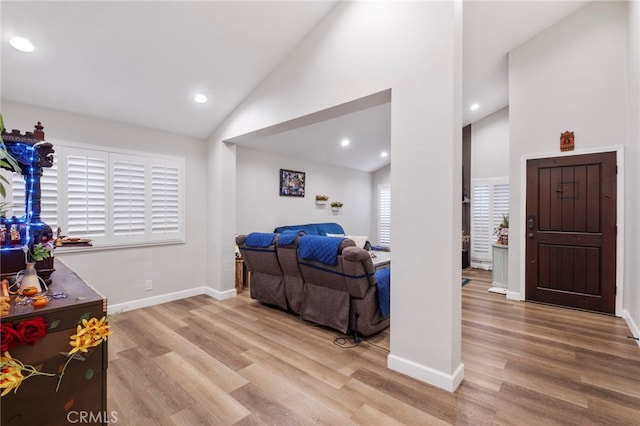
[525,151,617,314]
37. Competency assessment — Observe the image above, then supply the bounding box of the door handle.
[527,215,536,229]
[528,233,535,239]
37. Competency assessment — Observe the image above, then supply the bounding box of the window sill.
[54,239,185,255]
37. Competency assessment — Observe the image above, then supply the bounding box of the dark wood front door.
[525,152,617,314]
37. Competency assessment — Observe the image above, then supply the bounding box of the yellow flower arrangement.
[1,351,55,396]
[0,316,111,396]
[69,316,112,355]
[56,316,111,391]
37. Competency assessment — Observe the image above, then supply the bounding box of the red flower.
[15,317,47,346]
[1,322,20,353]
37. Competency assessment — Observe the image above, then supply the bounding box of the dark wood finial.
[33,121,45,140]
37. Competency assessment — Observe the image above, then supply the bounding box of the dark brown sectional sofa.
[236,233,389,337]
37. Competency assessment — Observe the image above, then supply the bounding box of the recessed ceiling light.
[10,36,34,53]
[194,94,208,104]
[341,139,350,147]
[470,103,480,111]
[381,151,388,158]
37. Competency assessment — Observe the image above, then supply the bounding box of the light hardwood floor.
[107,270,640,425]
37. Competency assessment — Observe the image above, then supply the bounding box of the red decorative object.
[15,317,47,345]
[0,322,20,353]
[0,317,47,352]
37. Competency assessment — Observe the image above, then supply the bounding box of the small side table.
[490,243,508,294]
[370,251,391,271]
[235,256,249,293]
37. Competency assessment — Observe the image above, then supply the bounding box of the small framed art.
[279,169,306,197]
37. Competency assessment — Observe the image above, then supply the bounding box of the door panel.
[525,152,616,314]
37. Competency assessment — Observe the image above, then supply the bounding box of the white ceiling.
[1,1,588,173]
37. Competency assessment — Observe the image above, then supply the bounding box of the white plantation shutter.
[151,162,181,233]
[492,183,510,234]
[471,183,491,260]
[112,156,146,236]
[471,178,509,265]
[66,150,107,237]
[40,162,58,231]
[378,184,391,246]
[9,142,184,247]
[11,160,57,230]
[10,174,25,217]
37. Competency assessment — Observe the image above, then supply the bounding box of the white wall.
[1,100,208,308]
[206,1,463,391]
[625,0,640,341]
[371,164,391,245]
[235,146,372,236]
[509,2,630,312]
[471,106,509,180]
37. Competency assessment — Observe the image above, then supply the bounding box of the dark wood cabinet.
[1,260,108,425]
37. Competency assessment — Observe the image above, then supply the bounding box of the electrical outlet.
[145,280,153,291]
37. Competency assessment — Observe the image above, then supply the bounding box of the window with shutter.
[151,161,181,234]
[11,159,58,230]
[470,178,509,266]
[10,173,25,218]
[10,142,184,248]
[378,184,391,247]
[112,155,146,237]
[65,149,107,238]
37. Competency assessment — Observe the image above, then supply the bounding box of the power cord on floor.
[332,334,390,352]
[333,335,360,348]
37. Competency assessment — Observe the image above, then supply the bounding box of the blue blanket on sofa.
[274,222,345,236]
[277,231,299,246]
[298,235,344,266]
[375,268,391,318]
[246,232,277,248]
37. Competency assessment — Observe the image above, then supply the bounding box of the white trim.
[519,146,624,316]
[622,309,640,348]
[107,286,237,315]
[506,290,523,301]
[470,261,492,270]
[387,354,464,393]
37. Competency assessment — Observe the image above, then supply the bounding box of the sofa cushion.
[246,232,277,247]
[277,231,299,246]
[314,222,346,236]
[298,235,345,266]
[274,224,318,235]
[274,222,345,236]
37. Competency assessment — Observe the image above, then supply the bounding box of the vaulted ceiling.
[1,1,588,172]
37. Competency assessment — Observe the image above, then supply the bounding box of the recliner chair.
[275,232,305,314]
[236,233,287,310]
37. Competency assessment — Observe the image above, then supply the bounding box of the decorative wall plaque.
[560,131,575,152]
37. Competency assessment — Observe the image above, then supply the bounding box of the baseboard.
[387,353,464,392]
[470,261,492,271]
[622,309,640,348]
[506,290,523,301]
[107,286,237,315]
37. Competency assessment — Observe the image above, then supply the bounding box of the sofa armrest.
[342,246,370,262]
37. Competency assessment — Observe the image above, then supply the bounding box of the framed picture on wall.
[279,169,306,197]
